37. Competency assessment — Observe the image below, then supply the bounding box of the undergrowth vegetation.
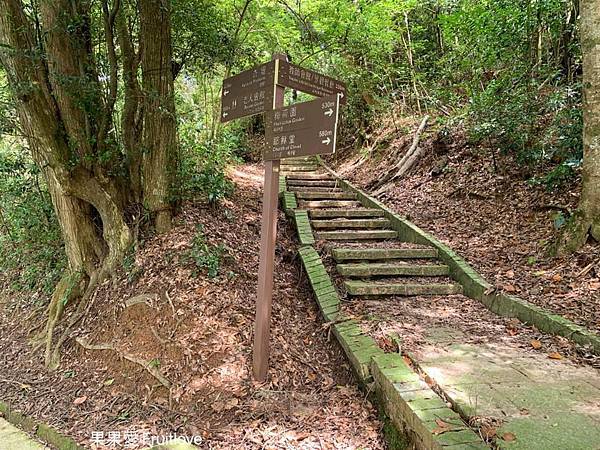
[0,140,64,297]
[188,224,225,278]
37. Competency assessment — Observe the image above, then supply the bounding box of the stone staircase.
[282,157,463,298]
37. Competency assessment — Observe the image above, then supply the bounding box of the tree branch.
[97,0,120,153]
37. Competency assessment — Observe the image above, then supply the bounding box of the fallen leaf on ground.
[530,340,542,350]
[552,274,562,282]
[435,418,450,428]
[432,418,453,434]
[480,424,497,439]
[432,426,449,435]
[73,396,87,405]
[502,432,517,442]
[503,284,517,293]
[548,352,563,360]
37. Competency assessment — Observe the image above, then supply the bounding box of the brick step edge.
[317,158,600,354]
[295,247,488,449]
[371,355,488,449]
[0,401,200,450]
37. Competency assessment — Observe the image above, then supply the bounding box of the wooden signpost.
[220,61,276,123]
[221,55,345,381]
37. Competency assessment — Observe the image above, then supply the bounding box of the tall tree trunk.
[557,0,600,254]
[117,6,143,203]
[0,0,134,368]
[139,0,176,233]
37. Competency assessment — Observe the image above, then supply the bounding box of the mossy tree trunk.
[557,0,600,254]
[0,0,177,367]
[140,0,176,233]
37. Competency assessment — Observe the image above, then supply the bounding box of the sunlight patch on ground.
[228,164,264,189]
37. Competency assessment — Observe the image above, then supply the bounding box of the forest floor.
[0,164,384,449]
[331,116,600,349]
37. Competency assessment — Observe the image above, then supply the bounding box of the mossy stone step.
[282,157,316,163]
[345,280,463,296]
[337,263,450,277]
[309,209,385,218]
[315,230,398,240]
[331,247,438,261]
[287,179,337,187]
[296,191,357,200]
[288,186,343,192]
[300,200,362,208]
[280,166,318,172]
[286,173,334,181]
[311,218,391,229]
[0,419,45,450]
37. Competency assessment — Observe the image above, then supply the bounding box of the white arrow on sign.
[222,112,229,118]
[224,90,230,96]
[324,108,334,117]
[322,137,331,145]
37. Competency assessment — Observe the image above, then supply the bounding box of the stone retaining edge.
[0,400,83,450]
[0,401,198,449]
[318,161,600,354]
[295,246,488,449]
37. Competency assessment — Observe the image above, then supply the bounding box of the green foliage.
[207,0,582,187]
[188,224,223,278]
[176,124,237,204]
[0,139,65,296]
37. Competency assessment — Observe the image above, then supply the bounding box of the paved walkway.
[419,328,600,449]
[0,418,45,450]
[0,416,201,450]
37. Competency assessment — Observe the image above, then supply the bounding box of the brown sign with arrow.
[264,94,340,160]
[221,61,276,122]
[278,60,347,104]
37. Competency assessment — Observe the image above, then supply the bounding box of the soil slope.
[0,164,384,449]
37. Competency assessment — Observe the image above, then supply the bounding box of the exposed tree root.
[372,115,429,195]
[75,338,171,389]
[35,243,129,370]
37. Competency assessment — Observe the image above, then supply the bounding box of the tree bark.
[139,0,176,233]
[117,6,144,203]
[0,0,169,367]
[557,0,600,254]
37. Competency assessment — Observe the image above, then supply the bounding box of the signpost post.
[221,55,345,381]
[252,55,284,382]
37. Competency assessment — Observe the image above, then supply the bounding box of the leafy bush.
[0,139,65,296]
[188,224,223,278]
[176,124,237,204]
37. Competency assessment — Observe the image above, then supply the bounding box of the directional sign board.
[221,61,276,122]
[264,94,340,160]
[278,61,347,104]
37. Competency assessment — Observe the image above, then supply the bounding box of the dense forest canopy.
[0,0,598,368]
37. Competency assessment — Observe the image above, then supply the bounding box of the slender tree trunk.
[139,0,176,233]
[117,6,143,203]
[557,0,600,254]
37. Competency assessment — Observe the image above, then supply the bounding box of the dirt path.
[0,163,384,449]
